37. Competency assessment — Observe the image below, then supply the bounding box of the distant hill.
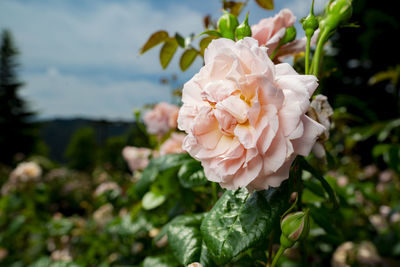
[39,118,134,163]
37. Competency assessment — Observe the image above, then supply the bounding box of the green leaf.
[201,182,291,265]
[140,30,169,54]
[142,190,167,210]
[179,48,198,71]
[175,33,186,48]
[223,1,245,17]
[378,118,400,142]
[166,214,217,266]
[299,157,339,209]
[199,36,216,56]
[199,30,222,38]
[309,207,342,244]
[135,153,192,197]
[28,257,51,267]
[168,214,202,265]
[160,38,178,69]
[142,254,180,267]
[107,214,152,236]
[303,180,326,198]
[255,0,274,10]
[47,218,74,236]
[178,160,208,188]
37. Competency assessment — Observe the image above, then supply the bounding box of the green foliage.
[160,39,179,69]
[134,153,192,197]
[139,30,169,54]
[99,135,127,171]
[65,127,97,171]
[142,254,180,267]
[201,182,291,265]
[166,213,210,266]
[179,48,198,71]
[177,159,207,188]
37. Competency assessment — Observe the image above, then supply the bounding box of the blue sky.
[0,0,329,120]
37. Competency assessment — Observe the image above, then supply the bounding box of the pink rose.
[159,132,186,156]
[122,146,152,171]
[177,37,325,190]
[144,102,179,135]
[251,9,319,61]
[251,9,296,54]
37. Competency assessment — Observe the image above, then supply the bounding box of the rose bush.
[122,146,152,171]
[178,37,325,190]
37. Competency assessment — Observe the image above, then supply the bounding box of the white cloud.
[21,68,173,120]
[0,0,206,118]
[0,0,204,74]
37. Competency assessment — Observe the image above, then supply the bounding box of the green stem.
[269,45,280,61]
[305,36,311,75]
[271,245,286,267]
[311,29,330,77]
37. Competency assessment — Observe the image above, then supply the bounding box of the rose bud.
[320,0,352,32]
[218,10,239,40]
[280,210,310,248]
[301,0,319,39]
[235,12,252,40]
[279,26,297,47]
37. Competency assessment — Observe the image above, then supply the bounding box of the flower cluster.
[1,161,42,195]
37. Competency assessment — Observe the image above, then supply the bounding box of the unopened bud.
[320,0,353,32]
[279,26,297,46]
[301,0,319,39]
[218,10,239,40]
[235,12,252,40]
[280,210,310,248]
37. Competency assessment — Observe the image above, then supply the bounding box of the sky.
[0,0,329,120]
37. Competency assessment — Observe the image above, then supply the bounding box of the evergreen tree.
[0,29,38,164]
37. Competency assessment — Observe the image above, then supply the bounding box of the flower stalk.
[302,0,318,74]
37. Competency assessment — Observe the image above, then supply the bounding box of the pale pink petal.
[204,38,236,65]
[194,135,237,160]
[214,109,237,135]
[292,115,325,156]
[221,155,263,189]
[234,123,257,149]
[247,155,295,191]
[253,75,284,108]
[263,131,288,175]
[202,80,238,103]
[216,95,249,124]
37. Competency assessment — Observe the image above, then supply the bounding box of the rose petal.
[292,115,325,156]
